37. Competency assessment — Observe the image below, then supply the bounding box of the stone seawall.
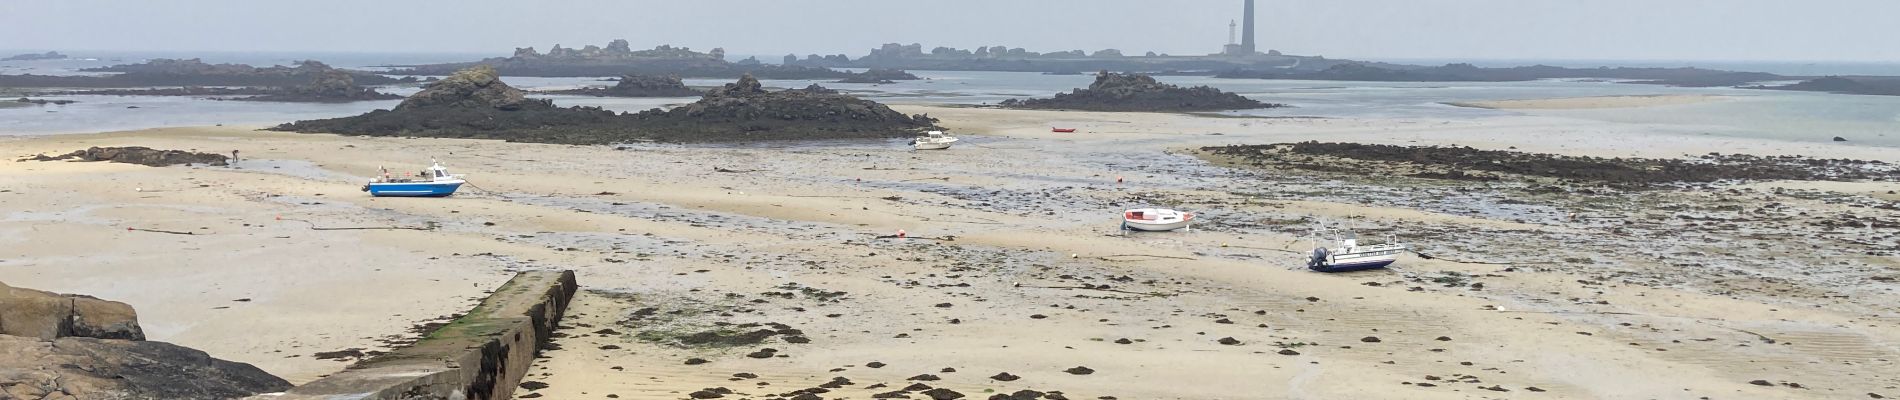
[249,270,577,400]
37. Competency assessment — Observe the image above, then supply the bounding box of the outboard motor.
[1307,248,1330,271]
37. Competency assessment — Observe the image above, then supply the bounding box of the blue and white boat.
[1307,232,1407,273]
[363,160,464,197]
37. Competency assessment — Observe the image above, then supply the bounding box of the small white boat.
[913,130,959,150]
[1307,232,1407,273]
[1121,208,1194,232]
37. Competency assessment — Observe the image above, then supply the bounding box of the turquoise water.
[4,53,1899,147]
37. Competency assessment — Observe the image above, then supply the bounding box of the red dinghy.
[1051,127,1077,133]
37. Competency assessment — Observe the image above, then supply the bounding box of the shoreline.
[1442,94,1732,110]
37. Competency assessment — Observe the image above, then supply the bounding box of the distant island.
[273,66,939,143]
[0,59,403,89]
[1001,71,1280,112]
[782,42,1370,74]
[2,51,68,61]
[387,40,865,80]
[1748,76,1900,97]
[6,60,402,102]
[1213,63,1788,87]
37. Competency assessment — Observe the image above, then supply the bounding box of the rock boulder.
[0,335,291,400]
[0,282,144,340]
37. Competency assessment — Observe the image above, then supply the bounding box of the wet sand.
[1,107,1896,399]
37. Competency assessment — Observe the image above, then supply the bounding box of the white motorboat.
[1307,232,1407,273]
[1121,208,1194,232]
[913,130,959,150]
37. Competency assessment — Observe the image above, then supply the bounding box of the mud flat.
[1444,94,1730,110]
[3,106,1898,399]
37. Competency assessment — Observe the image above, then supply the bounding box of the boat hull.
[366,181,463,197]
[1309,258,1396,273]
[915,142,954,150]
[1123,220,1191,232]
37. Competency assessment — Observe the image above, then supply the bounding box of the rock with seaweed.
[546,74,701,97]
[1001,71,1278,112]
[271,67,938,144]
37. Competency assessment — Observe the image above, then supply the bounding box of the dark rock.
[1064,366,1094,375]
[520,381,550,390]
[1217,337,1242,345]
[547,74,701,97]
[236,63,402,103]
[18,146,228,167]
[1276,349,1300,355]
[1199,142,1900,186]
[999,71,1277,112]
[1835,136,1849,142]
[990,372,1020,381]
[746,348,778,358]
[866,361,887,368]
[908,374,940,381]
[272,70,938,144]
[0,335,292,400]
[1,282,145,340]
[13,97,76,105]
[685,357,710,365]
[922,388,966,400]
[1749,379,1773,386]
[1113,338,1133,344]
[1360,336,1381,343]
[1435,336,1452,341]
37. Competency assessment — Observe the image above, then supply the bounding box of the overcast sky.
[4,0,1895,62]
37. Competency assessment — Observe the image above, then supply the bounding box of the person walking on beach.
[230,149,240,165]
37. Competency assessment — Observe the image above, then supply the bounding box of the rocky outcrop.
[271,68,939,144]
[1,282,143,340]
[1001,71,1278,112]
[1,59,399,88]
[2,51,67,61]
[546,74,700,97]
[385,40,849,79]
[397,66,547,110]
[18,146,230,167]
[237,69,402,102]
[1,336,291,400]
[836,69,920,84]
[0,283,292,400]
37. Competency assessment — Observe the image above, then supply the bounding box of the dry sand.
[1,107,1896,399]
[1445,94,1731,110]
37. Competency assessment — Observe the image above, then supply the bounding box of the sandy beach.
[3,106,1897,399]
[1444,94,1732,110]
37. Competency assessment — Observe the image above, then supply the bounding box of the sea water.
[3,52,1898,148]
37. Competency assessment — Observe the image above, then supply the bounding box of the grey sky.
[3,0,1895,62]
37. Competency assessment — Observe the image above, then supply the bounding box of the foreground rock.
[1001,71,1277,112]
[2,51,67,61]
[2,282,143,340]
[0,283,292,400]
[546,74,701,97]
[0,336,292,400]
[19,146,230,167]
[272,66,938,144]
